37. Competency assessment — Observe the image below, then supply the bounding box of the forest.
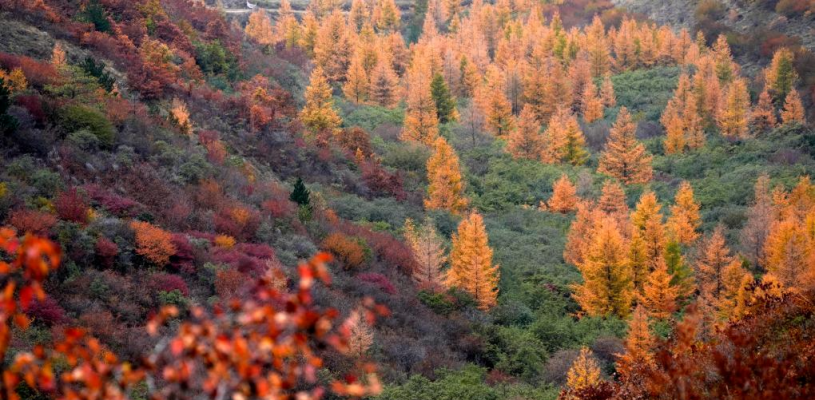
[0,0,814,399]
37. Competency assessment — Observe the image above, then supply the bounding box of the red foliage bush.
[0,52,59,87]
[15,94,46,123]
[24,296,66,326]
[235,243,275,260]
[321,232,369,270]
[262,198,296,219]
[170,233,195,271]
[214,268,247,300]
[95,237,119,268]
[333,220,419,276]
[360,159,407,201]
[357,273,397,295]
[151,273,189,296]
[54,187,89,224]
[210,248,265,276]
[8,209,57,235]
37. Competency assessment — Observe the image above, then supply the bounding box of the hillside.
[0,0,814,400]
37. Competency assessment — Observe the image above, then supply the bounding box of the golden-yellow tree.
[581,83,604,123]
[480,68,515,138]
[51,42,66,67]
[245,9,274,46]
[300,67,343,135]
[369,58,399,108]
[781,88,806,125]
[631,190,666,270]
[541,107,588,166]
[343,52,369,104]
[600,74,616,107]
[402,57,439,145]
[716,78,750,139]
[616,305,655,377]
[425,137,469,214]
[564,204,602,267]
[566,347,602,392]
[638,260,679,319]
[598,107,653,184]
[313,11,353,82]
[547,174,579,213]
[764,48,797,103]
[506,104,544,160]
[752,88,778,132]
[696,225,742,306]
[346,310,374,358]
[572,216,633,318]
[764,217,815,292]
[447,211,500,310]
[404,217,447,289]
[667,181,701,244]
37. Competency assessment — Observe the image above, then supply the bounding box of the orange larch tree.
[600,74,616,107]
[506,104,544,160]
[566,347,603,392]
[343,52,369,104]
[245,9,274,46]
[667,181,701,245]
[404,217,447,289]
[369,58,399,108]
[662,103,686,155]
[764,217,815,293]
[547,174,580,213]
[480,67,515,138]
[564,204,602,268]
[781,89,806,125]
[572,216,634,318]
[740,174,774,269]
[752,88,778,132]
[581,82,604,123]
[402,57,440,145]
[717,78,750,139]
[696,225,742,304]
[639,260,680,319]
[313,10,354,82]
[764,48,797,103]
[541,107,588,166]
[300,67,343,135]
[447,211,500,310]
[425,137,469,214]
[631,190,666,270]
[598,107,653,184]
[616,305,655,377]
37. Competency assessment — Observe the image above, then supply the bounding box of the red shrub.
[54,187,89,224]
[357,273,397,295]
[170,233,195,271]
[197,130,219,146]
[360,159,407,201]
[262,198,296,219]
[206,140,227,165]
[215,268,247,300]
[15,94,45,123]
[151,273,189,296]
[321,233,369,270]
[85,185,144,217]
[334,220,419,275]
[8,209,57,235]
[24,296,66,326]
[0,53,59,87]
[235,243,275,260]
[210,248,265,276]
[95,237,119,268]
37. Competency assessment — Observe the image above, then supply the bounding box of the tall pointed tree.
[447,211,500,310]
[506,104,544,160]
[740,174,774,269]
[402,60,439,145]
[581,83,604,123]
[662,103,686,155]
[430,73,458,123]
[598,107,653,184]
[245,9,274,46]
[764,217,814,292]
[616,305,655,377]
[667,181,701,244]
[764,48,797,103]
[343,53,369,104]
[566,347,603,392]
[404,217,447,289]
[572,216,634,318]
[717,78,750,139]
[665,240,696,301]
[781,89,806,125]
[369,58,399,108]
[696,225,741,301]
[631,191,666,270]
[425,137,469,214]
[639,260,679,319]
[542,107,588,166]
[547,174,579,213]
[564,204,602,267]
[752,88,778,132]
[300,67,342,135]
[600,74,616,107]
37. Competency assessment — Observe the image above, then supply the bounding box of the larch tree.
[425,137,469,214]
[628,230,650,293]
[639,260,679,319]
[51,42,66,67]
[404,217,447,289]
[684,97,705,150]
[430,73,458,123]
[373,0,401,33]
[447,211,500,310]
[564,204,602,267]
[343,53,369,104]
[667,181,701,245]
[566,347,602,392]
[616,305,655,377]
[665,240,696,301]
[764,217,815,292]
[300,67,343,135]
[581,83,604,123]
[781,89,806,125]
[631,191,666,270]
[313,10,353,82]
[740,174,774,269]
[547,174,579,213]
[480,69,515,138]
[542,107,588,166]
[506,104,544,160]
[696,225,741,303]
[346,310,374,358]
[598,107,653,184]
[348,0,369,31]
[752,88,778,132]
[662,103,686,155]
[716,78,750,139]
[717,257,750,318]
[245,9,274,46]
[764,48,797,103]
[572,216,634,318]
[600,74,616,107]
[368,58,399,108]
[402,58,440,145]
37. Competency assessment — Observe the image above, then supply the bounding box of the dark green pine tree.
[430,73,456,124]
[0,79,18,136]
[290,177,311,207]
